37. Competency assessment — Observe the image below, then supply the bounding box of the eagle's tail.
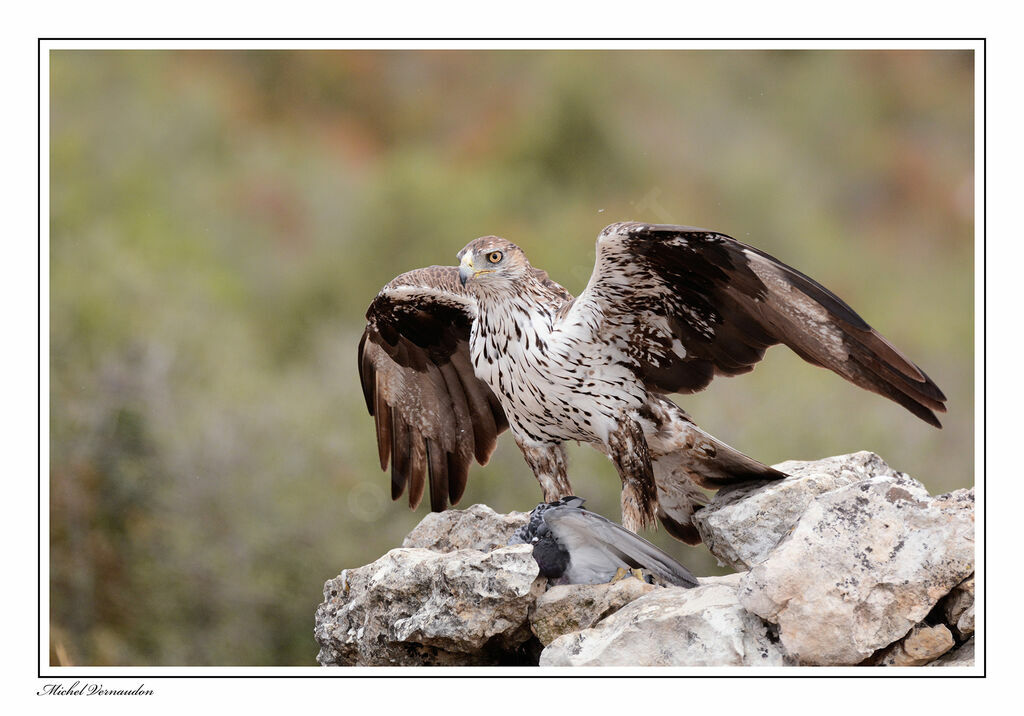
[641,397,785,544]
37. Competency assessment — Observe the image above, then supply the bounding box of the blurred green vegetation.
[49,50,974,666]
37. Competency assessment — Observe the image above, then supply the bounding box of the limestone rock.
[954,605,975,640]
[939,575,975,639]
[739,476,974,665]
[316,453,974,668]
[876,623,955,666]
[530,578,655,646]
[402,503,530,552]
[927,636,975,667]
[539,573,786,666]
[315,545,544,665]
[695,451,900,570]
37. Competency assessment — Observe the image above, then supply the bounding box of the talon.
[609,567,648,584]
[609,567,630,583]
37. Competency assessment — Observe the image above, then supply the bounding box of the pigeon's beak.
[459,254,475,286]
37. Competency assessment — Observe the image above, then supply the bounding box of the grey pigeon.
[509,496,699,588]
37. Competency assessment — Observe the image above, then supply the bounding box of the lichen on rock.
[539,573,787,666]
[314,452,976,668]
[315,545,544,665]
[736,475,974,665]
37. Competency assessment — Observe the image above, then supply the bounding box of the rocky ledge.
[314,452,975,667]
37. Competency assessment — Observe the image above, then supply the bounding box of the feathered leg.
[515,437,572,502]
[606,417,659,532]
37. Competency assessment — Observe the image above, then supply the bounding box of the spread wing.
[544,505,699,588]
[358,266,508,512]
[567,222,947,427]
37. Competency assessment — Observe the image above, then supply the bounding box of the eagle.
[358,222,946,542]
[508,496,699,588]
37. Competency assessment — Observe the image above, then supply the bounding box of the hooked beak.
[459,254,475,286]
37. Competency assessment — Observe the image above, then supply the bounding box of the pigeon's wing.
[544,506,699,587]
[564,222,947,426]
[359,266,508,511]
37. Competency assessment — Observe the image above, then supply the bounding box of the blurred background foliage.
[49,49,974,666]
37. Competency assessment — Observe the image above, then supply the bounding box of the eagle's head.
[456,236,530,288]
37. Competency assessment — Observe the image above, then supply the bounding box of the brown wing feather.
[450,349,501,465]
[359,266,509,512]
[576,222,947,427]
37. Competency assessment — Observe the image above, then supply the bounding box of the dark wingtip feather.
[903,399,943,429]
[390,463,405,501]
[841,337,947,428]
[390,416,410,502]
[357,330,375,414]
[426,439,449,512]
[407,438,427,510]
[374,395,391,471]
[447,451,470,505]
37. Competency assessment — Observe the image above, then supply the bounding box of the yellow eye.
[487,251,503,264]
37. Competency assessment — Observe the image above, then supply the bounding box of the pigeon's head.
[457,236,530,289]
[547,496,585,509]
[507,496,585,546]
